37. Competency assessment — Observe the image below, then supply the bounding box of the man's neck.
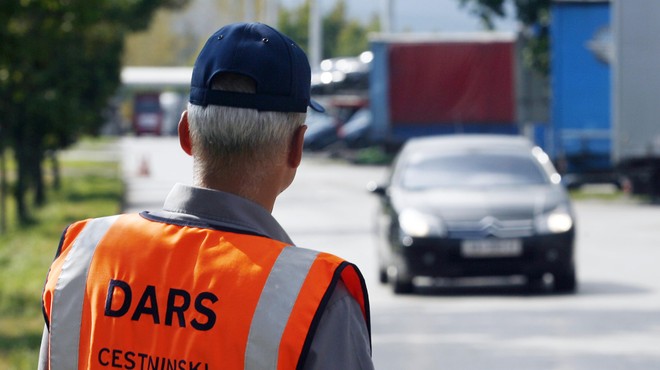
[196,167,288,213]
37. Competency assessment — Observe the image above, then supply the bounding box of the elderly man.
[40,23,373,370]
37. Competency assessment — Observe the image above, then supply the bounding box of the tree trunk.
[14,145,30,224]
[50,150,61,190]
[32,150,45,207]
[21,132,46,208]
[0,145,6,233]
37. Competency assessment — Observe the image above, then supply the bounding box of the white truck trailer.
[612,0,660,197]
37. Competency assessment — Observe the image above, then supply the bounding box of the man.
[40,22,373,370]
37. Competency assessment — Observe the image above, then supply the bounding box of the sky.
[279,0,519,33]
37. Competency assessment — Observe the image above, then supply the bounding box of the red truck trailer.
[368,33,519,149]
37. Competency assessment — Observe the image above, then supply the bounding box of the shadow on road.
[404,277,649,297]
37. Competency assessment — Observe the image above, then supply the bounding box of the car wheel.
[378,267,388,284]
[392,273,414,294]
[553,269,577,293]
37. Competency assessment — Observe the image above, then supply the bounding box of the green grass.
[350,146,396,165]
[567,183,637,202]
[0,139,122,369]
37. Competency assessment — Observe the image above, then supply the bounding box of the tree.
[336,16,381,57]
[278,0,380,60]
[458,0,550,75]
[0,0,188,225]
[322,0,349,59]
[278,1,311,56]
[123,8,199,66]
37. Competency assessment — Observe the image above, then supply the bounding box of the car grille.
[446,217,534,239]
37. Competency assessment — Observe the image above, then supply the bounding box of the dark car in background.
[303,98,369,151]
[303,109,341,151]
[369,135,577,294]
[338,108,372,149]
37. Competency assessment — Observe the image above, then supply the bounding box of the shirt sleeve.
[302,280,374,370]
[38,324,49,370]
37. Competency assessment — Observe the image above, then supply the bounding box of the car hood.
[391,185,569,221]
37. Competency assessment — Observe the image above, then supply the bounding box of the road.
[120,137,660,370]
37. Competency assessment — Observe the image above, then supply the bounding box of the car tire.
[553,269,577,293]
[378,267,388,284]
[392,273,414,294]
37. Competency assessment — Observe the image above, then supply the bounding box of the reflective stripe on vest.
[49,216,119,370]
[245,247,319,369]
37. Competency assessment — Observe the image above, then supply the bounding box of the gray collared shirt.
[148,183,374,370]
[150,183,294,244]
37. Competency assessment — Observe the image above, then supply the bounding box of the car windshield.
[401,152,549,190]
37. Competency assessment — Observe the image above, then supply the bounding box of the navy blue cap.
[190,22,324,113]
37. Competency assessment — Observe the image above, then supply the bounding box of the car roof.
[402,134,534,155]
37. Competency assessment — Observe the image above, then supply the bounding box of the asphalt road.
[120,136,660,370]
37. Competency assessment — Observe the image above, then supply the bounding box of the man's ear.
[288,125,307,168]
[178,111,192,156]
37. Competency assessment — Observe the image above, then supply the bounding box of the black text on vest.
[104,279,218,331]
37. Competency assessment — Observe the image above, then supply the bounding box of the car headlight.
[535,207,573,234]
[398,209,446,238]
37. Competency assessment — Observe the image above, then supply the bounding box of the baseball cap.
[190,22,324,113]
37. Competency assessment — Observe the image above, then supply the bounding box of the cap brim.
[309,99,325,113]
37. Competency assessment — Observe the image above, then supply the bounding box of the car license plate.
[461,238,523,258]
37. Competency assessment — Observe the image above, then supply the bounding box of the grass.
[0,138,122,369]
[349,146,396,165]
[567,183,635,202]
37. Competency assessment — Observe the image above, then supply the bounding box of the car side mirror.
[366,181,388,196]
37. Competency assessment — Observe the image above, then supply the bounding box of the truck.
[547,0,613,188]
[548,0,660,196]
[367,32,520,150]
[612,0,660,197]
[132,92,163,136]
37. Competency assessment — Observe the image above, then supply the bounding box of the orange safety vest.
[42,213,370,370]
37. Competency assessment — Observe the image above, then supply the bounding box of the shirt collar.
[148,183,294,245]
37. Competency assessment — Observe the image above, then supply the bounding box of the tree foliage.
[278,0,380,60]
[0,0,188,224]
[278,1,312,56]
[123,10,188,66]
[458,0,550,75]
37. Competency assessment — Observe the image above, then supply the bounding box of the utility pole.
[309,0,322,69]
[245,0,255,22]
[265,0,279,26]
[381,0,394,33]
[0,136,5,234]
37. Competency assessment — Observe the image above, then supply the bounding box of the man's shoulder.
[325,279,352,310]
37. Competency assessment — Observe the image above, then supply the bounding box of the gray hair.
[187,73,306,183]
